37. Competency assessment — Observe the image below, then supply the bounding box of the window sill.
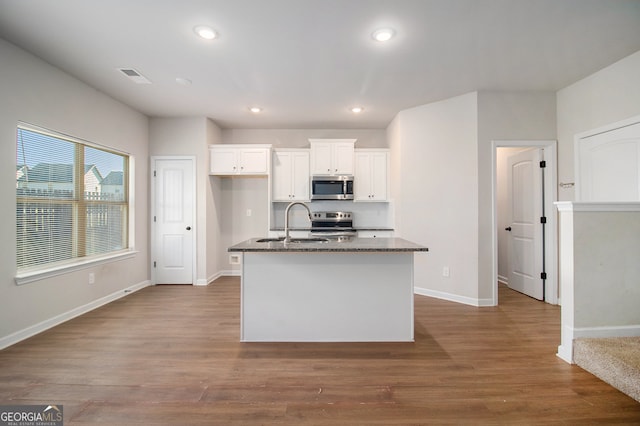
[15,250,138,286]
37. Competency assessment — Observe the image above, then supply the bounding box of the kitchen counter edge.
[228,237,428,253]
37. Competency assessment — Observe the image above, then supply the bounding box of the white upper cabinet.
[354,149,389,202]
[309,139,355,175]
[272,149,310,201]
[209,145,271,175]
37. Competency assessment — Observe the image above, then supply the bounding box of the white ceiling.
[1,0,639,129]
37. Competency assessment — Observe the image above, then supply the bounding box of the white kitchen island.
[228,237,428,342]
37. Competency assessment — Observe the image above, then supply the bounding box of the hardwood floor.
[1,277,639,425]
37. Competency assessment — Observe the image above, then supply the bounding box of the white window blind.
[16,124,129,271]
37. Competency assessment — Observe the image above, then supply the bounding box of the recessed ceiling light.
[194,25,217,40]
[175,77,192,86]
[249,107,262,113]
[372,28,395,42]
[351,106,364,113]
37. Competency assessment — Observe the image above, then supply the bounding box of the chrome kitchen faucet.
[284,202,312,243]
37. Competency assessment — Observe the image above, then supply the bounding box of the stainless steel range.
[310,211,356,238]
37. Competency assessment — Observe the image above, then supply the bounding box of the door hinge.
[154,216,156,223]
[541,272,547,280]
[539,160,546,168]
[540,216,547,224]
[153,170,156,177]
[153,261,156,268]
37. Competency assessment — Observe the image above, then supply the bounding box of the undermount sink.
[255,237,329,243]
[289,237,329,243]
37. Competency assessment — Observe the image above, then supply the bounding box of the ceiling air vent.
[117,68,152,84]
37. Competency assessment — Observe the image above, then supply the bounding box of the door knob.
[186,226,192,231]
[505,227,512,231]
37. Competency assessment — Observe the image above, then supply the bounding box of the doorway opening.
[491,140,558,306]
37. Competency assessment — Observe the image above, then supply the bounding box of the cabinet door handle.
[505,227,512,231]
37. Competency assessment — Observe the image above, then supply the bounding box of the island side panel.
[241,252,414,342]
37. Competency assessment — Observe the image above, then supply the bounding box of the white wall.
[0,39,149,345]
[388,91,556,306]
[149,117,222,284]
[219,177,269,273]
[206,120,223,282]
[477,91,557,301]
[556,203,640,363]
[557,50,640,202]
[389,92,480,304]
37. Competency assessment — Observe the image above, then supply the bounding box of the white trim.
[556,324,640,364]
[575,113,640,141]
[150,156,197,285]
[220,270,241,277]
[491,140,558,306]
[15,123,136,287]
[574,324,640,339]
[557,344,573,364]
[0,280,151,350]
[555,201,640,212]
[414,286,493,307]
[15,250,138,285]
[205,271,225,285]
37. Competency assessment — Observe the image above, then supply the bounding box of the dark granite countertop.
[228,237,428,253]
[269,227,395,232]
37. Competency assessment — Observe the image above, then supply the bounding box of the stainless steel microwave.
[311,175,354,200]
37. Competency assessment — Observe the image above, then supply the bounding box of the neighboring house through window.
[15,123,130,275]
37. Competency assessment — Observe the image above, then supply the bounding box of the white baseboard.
[0,280,151,350]
[414,286,493,307]
[573,324,640,339]
[557,344,573,363]
[556,324,640,365]
[217,269,241,277]
[205,271,225,285]
[497,275,508,285]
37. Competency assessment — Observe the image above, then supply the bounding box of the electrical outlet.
[88,272,95,284]
[442,267,450,277]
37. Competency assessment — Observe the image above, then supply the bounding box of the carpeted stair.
[573,337,640,403]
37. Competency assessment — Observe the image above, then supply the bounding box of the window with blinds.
[16,124,129,272]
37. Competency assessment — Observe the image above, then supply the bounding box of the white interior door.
[577,121,640,201]
[153,158,195,284]
[506,148,544,300]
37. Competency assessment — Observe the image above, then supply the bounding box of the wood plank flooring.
[1,277,639,425]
